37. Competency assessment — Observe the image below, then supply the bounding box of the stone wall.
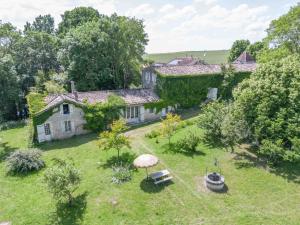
[37,104,89,142]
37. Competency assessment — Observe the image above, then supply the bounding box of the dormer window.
[63,104,70,114]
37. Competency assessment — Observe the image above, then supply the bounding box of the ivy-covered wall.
[155,71,251,108]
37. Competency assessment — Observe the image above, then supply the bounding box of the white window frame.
[64,120,72,132]
[44,123,51,135]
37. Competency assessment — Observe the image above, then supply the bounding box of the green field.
[144,50,229,64]
[1,118,300,224]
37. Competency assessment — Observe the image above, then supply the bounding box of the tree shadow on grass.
[269,162,300,184]
[162,143,206,158]
[0,142,17,162]
[233,151,266,169]
[48,192,88,225]
[233,149,300,184]
[100,152,137,169]
[140,178,173,193]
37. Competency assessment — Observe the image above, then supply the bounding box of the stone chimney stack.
[71,81,78,101]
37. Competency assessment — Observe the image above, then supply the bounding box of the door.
[37,125,46,143]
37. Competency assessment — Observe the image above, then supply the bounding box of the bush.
[44,159,81,205]
[111,164,132,184]
[177,132,201,152]
[145,130,160,139]
[0,120,27,131]
[6,149,45,174]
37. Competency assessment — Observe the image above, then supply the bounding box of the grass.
[144,50,229,64]
[0,119,300,224]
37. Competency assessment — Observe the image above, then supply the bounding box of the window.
[149,108,154,113]
[130,107,134,118]
[125,106,140,119]
[135,106,139,118]
[126,107,130,119]
[44,123,51,135]
[63,104,70,114]
[64,121,72,132]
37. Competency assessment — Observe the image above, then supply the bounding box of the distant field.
[144,50,229,64]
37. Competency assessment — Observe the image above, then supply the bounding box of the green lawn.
[144,50,229,64]
[0,120,300,224]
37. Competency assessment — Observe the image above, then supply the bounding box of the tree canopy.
[24,14,55,34]
[59,14,148,91]
[233,54,300,163]
[58,7,100,35]
[228,39,250,62]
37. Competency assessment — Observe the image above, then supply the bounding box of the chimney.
[70,81,78,101]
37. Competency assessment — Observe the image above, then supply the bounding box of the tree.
[198,101,249,151]
[14,31,59,92]
[0,22,21,57]
[228,39,250,62]
[257,5,300,63]
[58,7,100,35]
[161,113,181,146]
[246,41,264,60]
[265,5,300,54]
[59,14,148,91]
[198,101,226,145]
[44,159,81,205]
[98,119,130,163]
[220,64,236,99]
[0,54,19,121]
[35,70,67,94]
[24,14,55,34]
[233,54,300,163]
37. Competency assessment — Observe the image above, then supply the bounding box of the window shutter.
[60,104,63,114]
[70,104,73,114]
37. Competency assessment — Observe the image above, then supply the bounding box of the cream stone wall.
[37,103,89,142]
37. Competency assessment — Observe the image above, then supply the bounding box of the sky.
[0,0,298,53]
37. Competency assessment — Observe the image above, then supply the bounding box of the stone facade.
[37,102,167,143]
[36,103,88,143]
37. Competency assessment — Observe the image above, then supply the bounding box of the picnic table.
[150,169,173,185]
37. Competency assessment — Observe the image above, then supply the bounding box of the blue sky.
[0,0,298,53]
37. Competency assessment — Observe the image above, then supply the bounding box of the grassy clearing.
[0,120,300,224]
[144,50,229,64]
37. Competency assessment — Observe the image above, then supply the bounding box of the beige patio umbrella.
[133,154,159,179]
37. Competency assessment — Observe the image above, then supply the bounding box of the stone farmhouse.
[35,51,256,143]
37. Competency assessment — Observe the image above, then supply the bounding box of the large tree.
[24,14,55,34]
[58,7,100,35]
[233,54,300,163]
[0,22,21,57]
[257,5,300,63]
[266,5,300,54]
[0,54,19,121]
[59,14,148,91]
[228,39,250,62]
[14,31,59,92]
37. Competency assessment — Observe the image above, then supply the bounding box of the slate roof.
[233,51,255,64]
[167,57,205,66]
[155,63,256,76]
[40,89,160,114]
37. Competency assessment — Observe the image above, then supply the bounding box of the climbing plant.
[83,94,125,132]
[155,71,251,108]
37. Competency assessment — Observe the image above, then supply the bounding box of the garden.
[0,114,300,225]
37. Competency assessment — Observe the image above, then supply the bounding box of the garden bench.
[150,169,173,185]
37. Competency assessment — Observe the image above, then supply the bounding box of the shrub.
[111,164,132,184]
[6,149,45,174]
[177,132,201,152]
[44,159,81,205]
[0,120,27,131]
[145,130,160,139]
